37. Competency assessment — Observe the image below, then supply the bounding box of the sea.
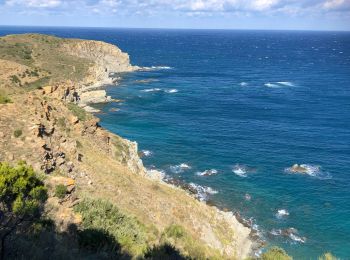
[1,26,349,259]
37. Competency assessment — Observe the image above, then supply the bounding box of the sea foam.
[196,169,218,176]
[141,88,162,92]
[284,164,331,179]
[140,150,153,157]
[275,209,289,218]
[169,163,191,174]
[232,164,256,177]
[189,183,218,201]
[165,89,178,93]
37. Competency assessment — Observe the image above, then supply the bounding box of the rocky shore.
[0,34,255,259]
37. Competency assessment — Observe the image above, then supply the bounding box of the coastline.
[82,68,262,257]
[0,33,257,259]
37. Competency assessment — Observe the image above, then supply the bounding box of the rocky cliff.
[0,34,255,259]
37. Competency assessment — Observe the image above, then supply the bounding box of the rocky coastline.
[0,33,256,259]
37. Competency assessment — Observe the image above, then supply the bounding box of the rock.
[0,131,4,138]
[83,105,100,113]
[290,164,308,174]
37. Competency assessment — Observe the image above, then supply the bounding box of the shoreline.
[81,71,263,257]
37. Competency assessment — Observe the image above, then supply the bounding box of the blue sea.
[1,26,349,259]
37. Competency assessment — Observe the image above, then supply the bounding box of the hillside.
[0,34,264,259]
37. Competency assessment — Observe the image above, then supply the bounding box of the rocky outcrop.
[63,39,137,85]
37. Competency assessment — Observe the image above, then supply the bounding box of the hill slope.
[0,34,255,259]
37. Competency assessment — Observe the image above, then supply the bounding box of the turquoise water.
[1,27,350,258]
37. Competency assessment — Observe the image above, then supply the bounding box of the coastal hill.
[0,34,291,259]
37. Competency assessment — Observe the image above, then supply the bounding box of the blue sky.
[0,0,349,30]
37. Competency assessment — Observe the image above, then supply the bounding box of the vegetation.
[261,247,292,260]
[0,162,48,259]
[74,198,148,256]
[10,75,21,85]
[13,129,23,138]
[0,94,11,104]
[161,224,221,259]
[67,103,91,121]
[54,184,68,199]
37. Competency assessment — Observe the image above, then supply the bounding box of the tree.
[0,162,47,260]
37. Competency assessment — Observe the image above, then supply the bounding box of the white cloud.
[6,0,62,8]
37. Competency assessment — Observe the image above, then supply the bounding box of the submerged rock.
[289,164,308,174]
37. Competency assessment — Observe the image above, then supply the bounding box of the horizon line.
[0,24,349,33]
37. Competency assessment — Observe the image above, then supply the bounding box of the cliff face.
[0,34,254,259]
[63,39,136,84]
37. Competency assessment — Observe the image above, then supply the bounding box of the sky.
[0,0,349,31]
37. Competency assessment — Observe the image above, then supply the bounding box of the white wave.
[270,228,282,236]
[277,81,295,87]
[239,82,248,86]
[141,88,162,92]
[269,228,306,243]
[140,150,152,157]
[169,163,191,174]
[289,233,306,243]
[276,209,289,218]
[196,169,218,176]
[285,164,331,179]
[232,164,248,177]
[151,66,173,70]
[264,83,281,88]
[244,193,252,201]
[189,183,218,201]
[165,88,178,93]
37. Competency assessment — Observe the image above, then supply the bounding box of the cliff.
[0,34,255,259]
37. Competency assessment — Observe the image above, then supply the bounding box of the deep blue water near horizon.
[1,26,350,259]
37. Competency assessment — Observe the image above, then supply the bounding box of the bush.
[0,162,48,257]
[74,198,147,256]
[10,75,21,84]
[14,129,23,138]
[55,184,68,199]
[261,247,292,260]
[164,225,186,239]
[0,94,12,104]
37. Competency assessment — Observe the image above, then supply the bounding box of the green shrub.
[164,224,186,239]
[261,247,292,260]
[10,75,21,84]
[67,103,91,121]
[74,198,147,256]
[0,162,48,253]
[55,184,68,199]
[14,129,23,138]
[0,94,12,104]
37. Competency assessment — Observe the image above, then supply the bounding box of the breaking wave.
[169,163,191,174]
[189,183,218,201]
[196,169,218,176]
[264,81,295,88]
[232,164,256,177]
[141,88,162,92]
[284,164,331,179]
[275,209,289,218]
[140,150,153,157]
[165,89,178,93]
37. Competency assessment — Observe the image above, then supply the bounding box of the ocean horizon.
[1,26,349,258]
